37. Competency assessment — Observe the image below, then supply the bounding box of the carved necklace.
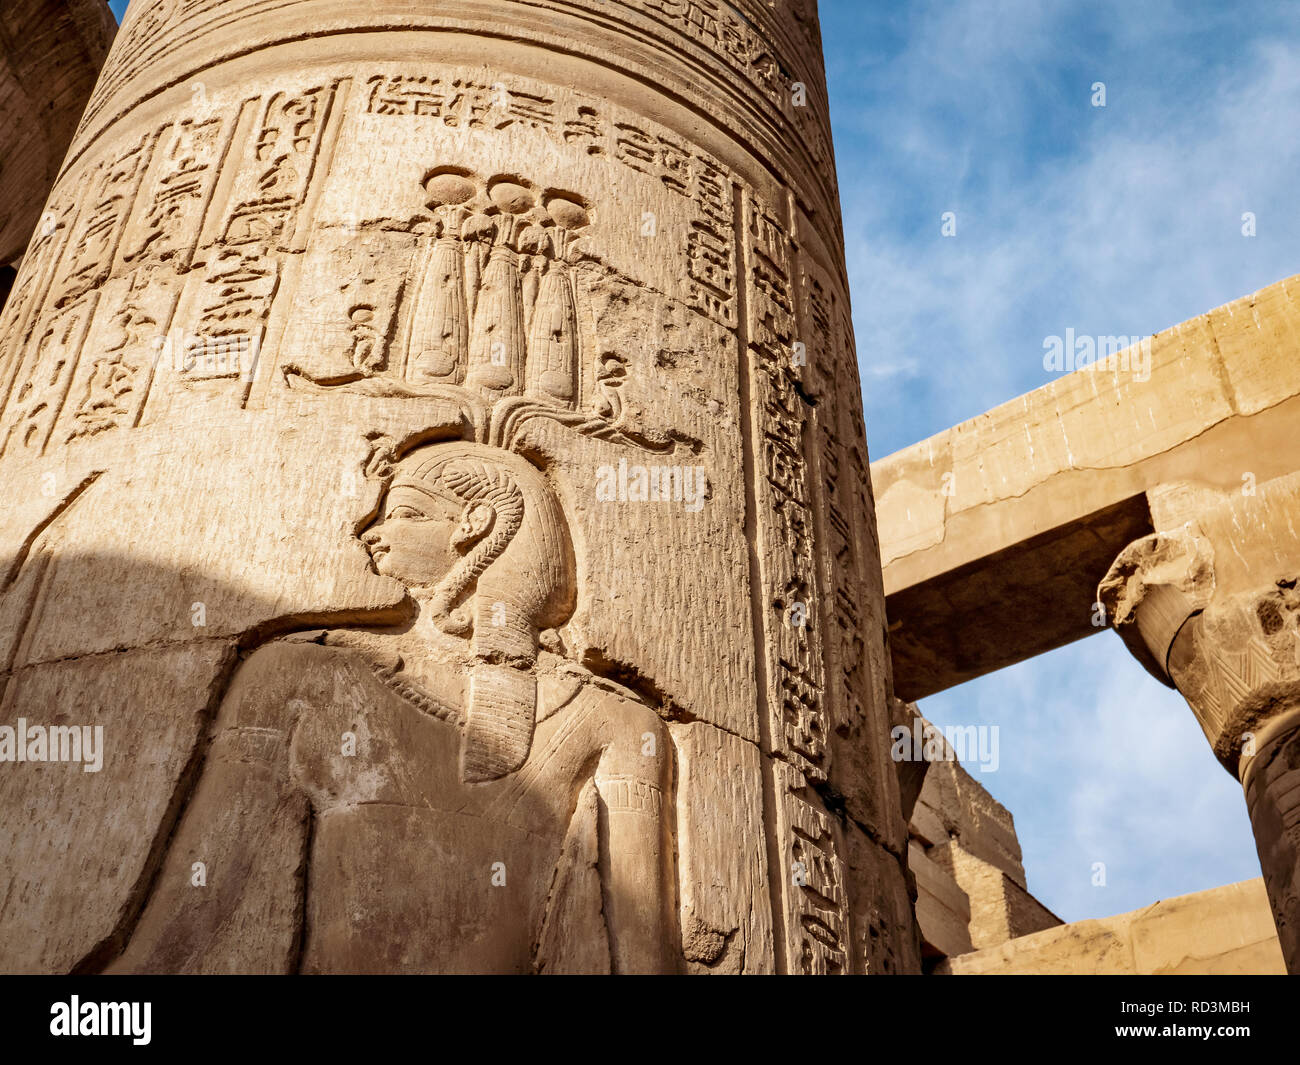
[366,655,466,728]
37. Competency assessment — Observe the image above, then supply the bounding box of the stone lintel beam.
[885,493,1153,700]
[1099,470,1300,973]
[873,271,1300,700]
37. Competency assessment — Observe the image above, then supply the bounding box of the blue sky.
[822,0,1300,923]
[103,1,1291,923]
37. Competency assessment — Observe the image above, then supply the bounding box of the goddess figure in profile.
[114,436,677,974]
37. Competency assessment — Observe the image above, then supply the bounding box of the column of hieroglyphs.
[1101,476,1300,974]
[0,0,918,973]
[0,0,116,309]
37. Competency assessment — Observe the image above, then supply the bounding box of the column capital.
[1097,523,1215,687]
[1101,475,1300,972]
[1099,475,1300,778]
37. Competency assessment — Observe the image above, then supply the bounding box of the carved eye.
[387,504,428,521]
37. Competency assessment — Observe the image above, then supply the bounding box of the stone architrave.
[1100,472,1300,974]
[0,0,916,974]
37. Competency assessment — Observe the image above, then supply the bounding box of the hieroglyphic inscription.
[365,76,737,329]
[47,111,244,437]
[367,74,558,135]
[819,299,878,750]
[64,272,180,441]
[77,0,299,136]
[745,190,827,783]
[621,0,834,175]
[122,114,232,271]
[222,86,334,251]
[0,297,97,457]
[1,135,151,454]
[80,0,836,247]
[619,0,811,115]
[803,256,884,771]
[88,0,819,148]
[0,199,81,426]
[793,241,911,970]
[1,79,348,446]
[50,133,156,309]
[774,759,848,974]
[168,82,344,393]
[741,187,850,973]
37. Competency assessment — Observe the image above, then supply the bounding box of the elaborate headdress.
[305,166,692,780]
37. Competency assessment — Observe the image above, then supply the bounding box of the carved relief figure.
[113,437,678,974]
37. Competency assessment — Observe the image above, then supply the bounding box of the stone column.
[1100,474,1300,973]
[0,0,917,973]
[0,0,116,271]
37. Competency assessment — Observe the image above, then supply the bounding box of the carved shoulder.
[214,640,344,732]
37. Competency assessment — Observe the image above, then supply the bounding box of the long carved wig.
[380,440,575,782]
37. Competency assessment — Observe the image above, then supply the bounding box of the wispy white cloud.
[822,0,1297,921]
[830,2,1300,455]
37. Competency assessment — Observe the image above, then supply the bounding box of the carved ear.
[452,500,495,551]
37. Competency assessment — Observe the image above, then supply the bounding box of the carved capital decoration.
[1098,524,1215,691]
[1100,478,1300,973]
[1100,502,1300,777]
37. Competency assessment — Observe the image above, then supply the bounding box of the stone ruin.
[0,0,1293,976]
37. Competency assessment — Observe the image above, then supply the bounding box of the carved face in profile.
[362,479,485,589]
[359,441,576,653]
[359,440,577,780]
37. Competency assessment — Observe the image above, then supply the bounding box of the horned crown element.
[292,164,684,456]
